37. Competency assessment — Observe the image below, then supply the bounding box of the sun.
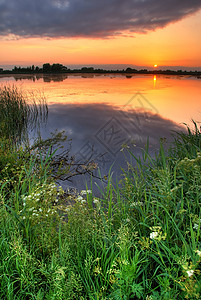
[154,64,158,68]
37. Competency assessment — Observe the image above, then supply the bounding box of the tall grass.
[168,120,201,160]
[0,120,200,299]
[0,85,48,143]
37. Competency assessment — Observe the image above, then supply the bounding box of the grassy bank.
[0,124,200,299]
[0,86,201,299]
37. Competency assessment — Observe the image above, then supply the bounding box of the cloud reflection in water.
[38,102,185,192]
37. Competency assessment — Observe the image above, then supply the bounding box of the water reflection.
[10,74,70,82]
[38,102,185,191]
[2,73,109,82]
[1,73,197,191]
[153,75,157,88]
[1,73,199,125]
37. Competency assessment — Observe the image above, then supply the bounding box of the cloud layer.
[0,0,201,38]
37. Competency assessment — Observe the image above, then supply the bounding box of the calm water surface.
[1,74,200,190]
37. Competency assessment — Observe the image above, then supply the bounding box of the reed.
[0,85,48,143]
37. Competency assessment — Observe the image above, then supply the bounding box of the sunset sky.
[1,0,201,69]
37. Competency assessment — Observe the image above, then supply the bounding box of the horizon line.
[1,63,201,72]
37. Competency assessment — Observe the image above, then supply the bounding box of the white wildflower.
[77,196,83,201]
[195,250,201,257]
[81,189,91,195]
[146,296,153,300]
[193,223,199,230]
[80,190,87,195]
[150,232,158,240]
[130,201,143,207]
[93,198,99,204]
[193,219,201,230]
[186,270,194,277]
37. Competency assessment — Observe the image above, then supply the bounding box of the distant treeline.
[0,63,201,77]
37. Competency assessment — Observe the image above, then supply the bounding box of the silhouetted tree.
[81,67,94,72]
[52,64,63,72]
[43,63,51,72]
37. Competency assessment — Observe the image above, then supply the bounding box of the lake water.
[1,73,200,191]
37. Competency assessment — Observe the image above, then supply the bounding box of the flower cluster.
[76,190,92,204]
[178,152,201,173]
[193,219,201,230]
[149,226,166,241]
[181,261,195,279]
[76,190,101,210]
[80,189,92,195]
[19,182,64,222]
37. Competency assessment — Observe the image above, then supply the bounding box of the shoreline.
[0,71,201,79]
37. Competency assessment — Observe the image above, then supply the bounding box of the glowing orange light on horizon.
[154,64,158,68]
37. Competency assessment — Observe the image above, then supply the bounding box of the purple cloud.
[0,0,201,38]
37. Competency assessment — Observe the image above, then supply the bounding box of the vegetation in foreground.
[0,86,201,299]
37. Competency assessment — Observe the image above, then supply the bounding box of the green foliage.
[0,122,201,299]
[0,138,23,180]
[169,120,201,161]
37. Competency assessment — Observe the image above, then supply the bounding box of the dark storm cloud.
[0,0,201,38]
